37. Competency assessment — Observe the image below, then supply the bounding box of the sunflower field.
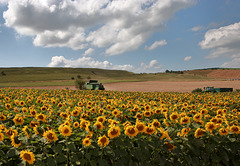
[0,88,240,166]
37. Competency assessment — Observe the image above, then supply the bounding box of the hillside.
[184,68,240,79]
[0,67,239,87]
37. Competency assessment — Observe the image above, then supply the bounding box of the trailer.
[203,87,233,92]
[85,80,105,90]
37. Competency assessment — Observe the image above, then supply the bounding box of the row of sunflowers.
[0,88,240,165]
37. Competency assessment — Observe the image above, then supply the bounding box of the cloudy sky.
[0,0,240,73]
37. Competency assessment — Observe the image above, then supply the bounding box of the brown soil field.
[8,80,240,93]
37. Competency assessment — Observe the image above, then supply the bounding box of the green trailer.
[85,80,105,90]
[203,87,233,92]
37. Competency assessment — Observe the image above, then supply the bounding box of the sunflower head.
[61,125,72,137]
[108,126,121,139]
[20,150,35,165]
[44,130,58,143]
[125,126,138,137]
[98,135,109,147]
[82,138,91,147]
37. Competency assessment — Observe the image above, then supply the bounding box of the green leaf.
[52,144,63,154]
[79,159,86,165]
[67,142,77,152]
[56,154,67,163]
[85,153,92,160]
[17,161,25,166]
[192,123,201,129]
[90,160,97,166]
[6,148,19,158]
[98,159,107,166]
[47,156,57,166]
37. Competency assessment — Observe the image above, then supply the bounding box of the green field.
[0,67,229,87]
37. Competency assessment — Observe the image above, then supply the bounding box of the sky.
[0,0,240,73]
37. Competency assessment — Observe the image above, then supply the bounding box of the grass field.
[0,67,234,87]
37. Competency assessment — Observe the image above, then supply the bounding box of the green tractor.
[85,80,105,90]
[203,86,233,92]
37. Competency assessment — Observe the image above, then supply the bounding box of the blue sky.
[0,0,240,73]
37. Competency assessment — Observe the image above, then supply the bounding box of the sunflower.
[73,122,79,128]
[11,134,21,147]
[60,125,72,137]
[36,113,46,122]
[159,128,172,140]
[82,138,91,147]
[29,121,40,128]
[13,115,24,125]
[144,111,151,117]
[193,113,202,122]
[19,101,25,107]
[155,109,161,115]
[98,135,109,147]
[43,130,58,142]
[5,103,11,110]
[80,120,90,129]
[205,122,216,134]
[135,121,146,133]
[165,142,176,151]
[94,121,104,130]
[20,150,35,165]
[135,113,143,119]
[170,112,179,121]
[5,128,18,138]
[152,119,161,128]
[219,127,229,136]
[0,132,4,142]
[57,103,63,107]
[145,125,156,135]
[178,128,191,137]
[97,116,106,123]
[30,109,37,116]
[125,126,138,137]
[22,126,30,138]
[108,126,121,139]
[71,110,80,116]
[80,113,88,119]
[194,128,205,138]
[0,114,6,121]
[180,116,190,125]
[230,125,240,134]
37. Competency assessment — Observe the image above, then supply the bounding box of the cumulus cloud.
[184,56,191,61]
[134,60,163,73]
[199,22,240,59]
[83,48,94,56]
[221,57,240,68]
[190,25,203,32]
[48,56,163,73]
[48,56,134,71]
[2,0,194,55]
[144,40,167,50]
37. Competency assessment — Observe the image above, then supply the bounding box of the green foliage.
[192,88,203,93]
[75,79,86,90]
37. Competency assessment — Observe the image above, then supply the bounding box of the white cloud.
[48,56,163,73]
[48,56,134,71]
[134,60,163,73]
[2,0,194,55]
[184,56,191,61]
[221,57,240,68]
[199,22,240,59]
[145,40,167,50]
[190,25,203,32]
[83,48,94,56]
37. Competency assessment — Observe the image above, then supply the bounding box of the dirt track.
[7,80,240,92]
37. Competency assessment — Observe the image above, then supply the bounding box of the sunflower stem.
[66,137,69,166]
